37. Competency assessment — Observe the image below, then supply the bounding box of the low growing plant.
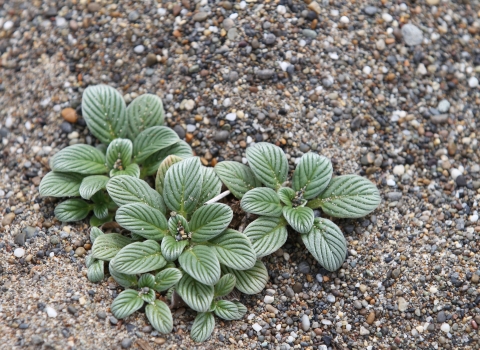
[215,142,381,271]
[87,157,268,342]
[39,85,192,225]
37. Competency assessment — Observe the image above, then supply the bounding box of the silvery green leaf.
[161,236,188,261]
[244,216,288,258]
[90,227,103,244]
[214,274,236,297]
[245,143,288,190]
[176,274,214,312]
[91,233,132,261]
[240,187,283,216]
[51,144,108,175]
[110,163,140,178]
[138,274,156,289]
[54,199,91,222]
[233,301,247,319]
[277,187,295,206]
[105,138,133,170]
[133,126,179,164]
[197,167,222,205]
[116,203,168,240]
[93,202,108,219]
[153,268,183,292]
[163,157,202,217]
[146,300,173,334]
[167,215,190,235]
[127,94,165,139]
[301,218,347,272]
[79,175,109,200]
[191,312,215,342]
[89,213,114,227]
[109,262,138,288]
[85,255,95,268]
[309,175,381,218]
[143,140,193,176]
[221,260,268,295]
[209,229,256,270]
[190,203,233,243]
[82,84,127,144]
[107,176,165,213]
[178,246,221,286]
[111,240,166,274]
[282,206,314,234]
[87,259,104,283]
[214,300,240,321]
[292,152,333,199]
[141,289,156,303]
[155,155,184,195]
[111,289,143,319]
[214,161,261,199]
[39,172,84,197]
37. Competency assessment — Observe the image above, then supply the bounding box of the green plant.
[87,157,268,342]
[39,85,192,225]
[215,142,381,271]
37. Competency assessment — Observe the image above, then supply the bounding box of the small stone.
[45,306,57,318]
[393,165,405,176]
[298,261,310,274]
[360,326,370,335]
[75,247,86,257]
[252,323,262,332]
[14,248,25,258]
[193,12,209,22]
[392,269,402,279]
[213,130,230,142]
[264,33,276,45]
[128,11,139,22]
[50,236,60,245]
[14,231,27,246]
[97,311,107,320]
[121,338,133,349]
[2,212,15,225]
[277,5,287,15]
[431,114,449,124]
[456,175,467,187]
[67,306,77,315]
[184,99,195,111]
[426,0,440,5]
[401,24,423,46]
[264,295,274,304]
[437,311,446,323]
[293,282,303,293]
[450,168,462,180]
[353,301,362,310]
[146,53,157,67]
[441,323,450,333]
[87,3,101,13]
[364,6,378,15]
[307,1,321,14]
[326,295,335,303]
[468,77,479,88]
[109,316,118,325]
[301,315,310,331]
[173,125,186,139]
[134,45,145,54]
[223,18,234,31]
[286,287,295,298]
[471,274,479,284]
[31,335,43,345]
[397,297,408,312]
[437,100,450,113]
[61,108,77,123]
[386,192,402,201]
[366,312,375,325]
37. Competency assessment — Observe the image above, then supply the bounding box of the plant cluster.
[87,157,268,342]
[39,85,192,225]
[215,142,381,271]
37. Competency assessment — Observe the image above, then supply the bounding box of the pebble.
[393,165,405,176]
[364,6,378,16]
[75,247,87,257]
[437,100,450,113]
[264,295,274,304]
[14,248,25,258]
[213,130,230,142]
[134,45,145,54]
[401,24,423,46]
[326,295,335,303]
[121,338,133,349]
[441,323,450,333]
[2,213,15,225]
[252,323,262,332]
[366,312,375,325]
[301,315,310,331]
[193,12,209,22]
[184,100,195,111]
[360,326,370,335]
[397,297,408,312]
[61,108,77,123]
[277,5,287,15]
[45,306,57,318]
[468,77,478,88]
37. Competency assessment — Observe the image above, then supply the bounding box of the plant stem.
[205,190,230,204]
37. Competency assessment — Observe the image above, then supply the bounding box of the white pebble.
[184,99,195,111]
[223,98,232,107]
[225,113,237,121]
[14,248,25,258]
[252,323,262,332]
[326,294,336,303]
[441,323,450,333]
[3,20,13,30]
[239,1,247,10]
[134,45,145,54]
[301,314,310,331]
[186,125,196,132]
[393,165,405,176]
[386,179,396,187]
[264,295,274,304]
[468,76,479,88]
[157,8,167,16]
[55,17,67,28]
[363,66,372,75]
[45,306,57,318]
[382,13,393,22]
[278,61,289,72]
[277,5,287,15]
[340,16,349,24]
[450,168,462,180]
[5,116,13,128]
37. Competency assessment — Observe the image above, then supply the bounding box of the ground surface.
[1,0,480,349]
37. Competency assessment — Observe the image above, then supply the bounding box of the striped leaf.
[79,175,109,200]
[214,161,262,199]
[109,262,138,288]
[92,233,132,261]
[214,274,236,297]
[87,259,104,283]
[39,172,84,197]
[111,289,144,319]
[277,187,295,206]
[214,300,240,321]
[132,126,179,164]
[93,202,108,219]
[233,301,247,318]
[221,260,268,295]
[190,203,233,242]
[138,274,156,289]
[116,203,168,240]
[141,289,156,303]
[197,167,222,205]
[90,227,103,243]
[54,199,91,222]
[176,274,214,312]
[161,236,188,261]
[107,176,165,213]
[82,84,127,144]
[244,216,288,258]
[245,143,288,190]
[111,240,166,274]
[106,138,132,170]
[282,206,314,234]
[154,268,183,292]
[168,215,190,236]
[210,229,256,270]
[110,163,140,178]
[293,152,332,199]
[301,218,347,271]
[191,312,215,342]
[155,155,184,195]
[240,188,283,216]
[309,175,381,218]
[146,300,173,334]
[143,140,193,176]
[163,157,203,217]
[178,246,221,286]
[90,213,114,227]
[51,144,108,175]
[127,94,165,139]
